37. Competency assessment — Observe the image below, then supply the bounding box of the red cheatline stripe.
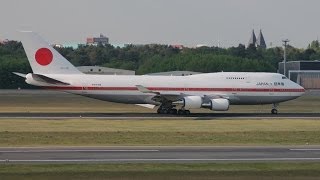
[44,86,305,92]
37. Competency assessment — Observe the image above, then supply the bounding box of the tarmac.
[0,112,319,120]
[1,146,320,164]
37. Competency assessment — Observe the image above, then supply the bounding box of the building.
[0,39,9,45]
[170,44,184,49]
[86,34,109,46]
[248,29,266,49]
[278,61,320,89]
[146,71,202,76]
[77,66,135,75]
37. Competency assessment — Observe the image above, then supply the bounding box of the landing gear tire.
[169,109,177,115]
[158,107,177,115]
[177,109,191,115]
[185,110,190,115]
[178,109,185,115]
[271,109,278,114]
[157,108,168,114]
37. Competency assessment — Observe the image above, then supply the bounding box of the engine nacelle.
[210,98,229,111]
[183,96,202,109]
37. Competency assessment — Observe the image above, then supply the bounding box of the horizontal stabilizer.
[13,72,70,86]
[12,72,27,78]
[32,74,70,85]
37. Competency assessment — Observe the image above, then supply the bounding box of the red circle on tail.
[35,48,53,66]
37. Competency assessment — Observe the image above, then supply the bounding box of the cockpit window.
[282,76,287,79]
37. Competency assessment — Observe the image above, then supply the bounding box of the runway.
[0,112,319,119]
[1,146,320,164]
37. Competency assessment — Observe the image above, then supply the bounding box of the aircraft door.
[81,79,89,94]
[269,82,274,96]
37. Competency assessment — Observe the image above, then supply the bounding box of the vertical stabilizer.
[20,31,82,74]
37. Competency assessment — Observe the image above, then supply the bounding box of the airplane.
[14,31,305,115]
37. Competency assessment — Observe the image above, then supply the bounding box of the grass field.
[0,119,320,146]
[1,163,320,180]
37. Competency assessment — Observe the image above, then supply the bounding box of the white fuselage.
[30,72,305,105]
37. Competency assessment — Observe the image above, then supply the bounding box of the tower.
[248,30,256,47]
[257,29,267,49]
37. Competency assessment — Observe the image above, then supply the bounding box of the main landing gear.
[271,103,278,114]
[177,109,190,115]
[157,106,190,115]
[157,108,177,114]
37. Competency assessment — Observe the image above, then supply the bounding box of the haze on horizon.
[0,0,319,48]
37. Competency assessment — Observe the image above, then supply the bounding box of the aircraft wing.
[204,94,230,100]
[136,85,183,102]
[136,85,231,103]
[136,85,160,94]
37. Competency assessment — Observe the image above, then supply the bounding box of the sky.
[0,0,319,48]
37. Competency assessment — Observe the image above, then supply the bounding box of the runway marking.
[0,117,202,119]
[290,149,320,151]
[2,157,320,163]
[0,149,159,153]
[0,116,319,120]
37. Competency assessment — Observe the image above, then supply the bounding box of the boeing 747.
[14,32,305,115]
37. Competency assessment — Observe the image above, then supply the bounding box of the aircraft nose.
[297,84,306,95]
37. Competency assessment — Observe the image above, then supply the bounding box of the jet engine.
[182,96,203,109]
[210,98,229,111]
[173,96,229,111]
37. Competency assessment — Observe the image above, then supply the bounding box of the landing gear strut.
[271,103,278,114]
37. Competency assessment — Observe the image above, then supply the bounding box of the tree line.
[1,40,320,89]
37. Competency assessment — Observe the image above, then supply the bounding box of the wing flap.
[135,104,156,109]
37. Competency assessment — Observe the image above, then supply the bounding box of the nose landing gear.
[271,103,279,114]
